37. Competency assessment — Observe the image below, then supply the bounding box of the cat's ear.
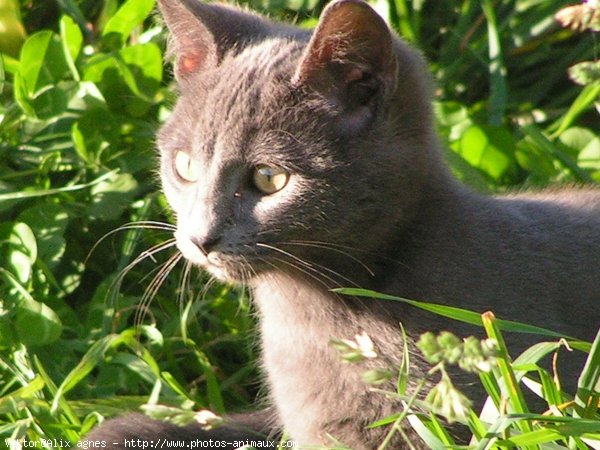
[158,0,275,80]
[293,0,397,130]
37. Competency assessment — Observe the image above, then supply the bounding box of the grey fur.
[85,0,600,448]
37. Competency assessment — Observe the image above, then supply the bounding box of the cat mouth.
[174,230,255,283]
[174,230,335,284]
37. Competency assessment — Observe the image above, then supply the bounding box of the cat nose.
[191,234,222,255]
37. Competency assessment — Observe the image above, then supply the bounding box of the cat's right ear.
[158,0,274,80]
[293,0,397,132]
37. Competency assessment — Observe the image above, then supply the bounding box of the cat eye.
[253,164,289,195]
[174,150,201,183]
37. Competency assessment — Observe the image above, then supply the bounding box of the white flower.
[330,331,378,363]
[194,410,223,429]
[354,331,377,359]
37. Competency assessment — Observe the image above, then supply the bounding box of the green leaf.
[14,26,78,119]
[51,334,127,412]
[333,288,571,339]
[434,101,471,135]
[575,327,600,419]
[515,139,558,183]
[15,296,63,346]
[33,355,81,428]
[284,0,319,11]
[83,43,162,116]
[551,83,600,138]
[161,371,193,400]
[396,323,410,396]
[522,124,593,183]
[513,341,563,368]
[102,0,156,49]
[505,419,600,446]
[481,313,532,419]
[0,0,26,57]
[456,125,514,180]
[561,127,598,153]
[18,203,69,270]
[482,0,508,126]
[0,170,118,201]
[29,81,77,120]
[444,148,490,192]
[13,71,35,116]
[89,172,139,221]
[120,43,162,98]
[0,54,4,96]
[569,61,600,87]
[564,126,600,179]
[406,413,450,450]
[0,222,37,284]
[60,14,83,81]
[110,352,158,385]
[51,328,160,413]
[60,15,82,62]
[72,107,120,164]
[18,31,69,95]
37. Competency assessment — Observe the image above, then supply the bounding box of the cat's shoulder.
[499,185,600,211]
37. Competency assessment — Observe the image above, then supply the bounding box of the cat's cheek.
[160,181,184,214]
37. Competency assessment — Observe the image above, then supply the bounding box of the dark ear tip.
[158,0,212,17]
[320,0,391,41]
[323,0,370,10]
[156,0,189,19]
[321,0,380,18]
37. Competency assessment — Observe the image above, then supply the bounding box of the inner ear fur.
[294,0,397,93]
[158,0,281,80]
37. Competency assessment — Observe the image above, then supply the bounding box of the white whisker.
[134,251,183,328]
[277,240,375,277]
[87,220,177,263]
[108,239,178,309]
[256,242,360,288]
[261,256,337,293]
[178,258,194,307]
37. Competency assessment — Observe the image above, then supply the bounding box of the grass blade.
[334,288,572,339]
[482,0,508,126]
[551,82,600,138]
[574,327,600,419]
[481,312,536,448]
[0,171,118,201]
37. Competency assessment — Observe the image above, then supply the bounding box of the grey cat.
[84,0,600,448]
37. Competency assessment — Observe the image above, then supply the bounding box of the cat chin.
[203,263,255,285]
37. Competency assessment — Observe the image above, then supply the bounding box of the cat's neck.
[251,272,418,448]
[251,272,358,348]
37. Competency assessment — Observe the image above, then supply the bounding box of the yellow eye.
[253,164,289,195]
[174,150,201,182]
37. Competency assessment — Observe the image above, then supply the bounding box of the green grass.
[0,0,599,448]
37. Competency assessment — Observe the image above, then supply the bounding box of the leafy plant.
[335,289,600,449]
[0,0,256,446]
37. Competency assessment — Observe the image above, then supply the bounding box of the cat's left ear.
[158,0,277,80]
[293,0,397,129]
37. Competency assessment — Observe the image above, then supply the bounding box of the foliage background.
[0,0,598,447]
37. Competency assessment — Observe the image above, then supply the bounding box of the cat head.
[157,0,442,285]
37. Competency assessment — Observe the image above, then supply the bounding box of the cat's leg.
[82,410,279,450]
